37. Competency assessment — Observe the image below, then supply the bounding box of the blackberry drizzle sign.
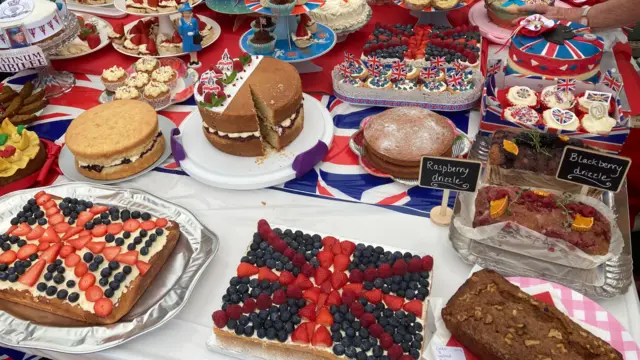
[556,146,631,193]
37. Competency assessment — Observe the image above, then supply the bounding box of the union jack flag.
[602,70,622,93]
[420,66,439,80]
[556,78,576,93]
[338,63,352,78]
[550,108,574,125]
[390,61,407,81]
[366,56,381,72]
[452,61,468,72]
[430,56,446,68]
[585,90,611,103]
[344,52,356,67]
[487,60,502,76]
[447,71,465,88]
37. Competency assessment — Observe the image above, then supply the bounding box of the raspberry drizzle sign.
[556,146,631,193]
[418,156,482,193]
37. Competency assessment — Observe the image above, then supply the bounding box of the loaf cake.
[211,219,434,359]
[442,269,623,360]
[362,107,456,179]
[196,51,303,157]
[473,186,612,256]
[0,191,180,324]
[65,100,165,180]
[0,119,47,189]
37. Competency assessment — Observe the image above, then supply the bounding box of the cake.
[292,22,313,49]
[309,0,371,32]
[151,66,177,89]
[143,81,171,108]
[0,0,64,49]
[0,191,180,324]
[507,20,604,82]
[134,57,160,74]
[540,85,575,110]
[108,23,125,45]
[485,0,554,29]
[211,219,434,360]
[442,269,622,360]
[251,17,277,33]
[581,102,616,134]
[125,0,190,13]
[472,186,612,255]
[248,30,276,55]
[362,107,456,179]
[101,66,128,93]
[195,52,304,157]
[65,100,166,180]
[542,108,579,131]
[0,120,46,189]
[503,106,540,125]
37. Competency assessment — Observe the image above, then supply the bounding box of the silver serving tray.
[0,182,219,353]
[448,135,634,298]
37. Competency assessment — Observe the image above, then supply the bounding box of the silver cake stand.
[34,11,80,98]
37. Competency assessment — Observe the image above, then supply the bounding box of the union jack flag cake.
[506,20,604,83]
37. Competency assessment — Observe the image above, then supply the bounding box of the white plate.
[50,13,112,60]
[114,0,202,16]
[179,93,334,190]
[67,0,114,7]
[112,14,220,59]
[58,115,175,184]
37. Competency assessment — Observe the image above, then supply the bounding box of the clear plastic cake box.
[479,70,631,153]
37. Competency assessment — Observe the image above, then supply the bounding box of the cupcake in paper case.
[393,79,419,92]
[249,30,277,55]
[540,85,575,110]
[143,81,171,109]
[151,66,178,89]
[542,107,579,131]
[506,86,537,108]
[581,102,616,134]
[134,57,160,74]
[114,86,142,101]
[125,72,150,91]
[101,66,128,93]
[268,0,295,15]
[251,17,277,33]
[421,80,447,94]
[503,105,541,125]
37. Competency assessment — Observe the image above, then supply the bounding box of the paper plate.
[177,94,334,190]
[58,115,175,184]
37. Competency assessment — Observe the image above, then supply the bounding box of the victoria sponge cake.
[195,51,304,157]
[363,107,456,179]
[65,100,165,180]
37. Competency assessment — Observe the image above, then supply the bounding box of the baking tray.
[0,182,219,353]
[448,135,634,298]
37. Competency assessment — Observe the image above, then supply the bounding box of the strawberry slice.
[85,241,106,254]
[107,223,123,235]
[340,240,356,256]
[85,285,103,302]
[403,300,423,317]
[78,273,96,291]
[343,283,364,295]
[317,251,334,269]
[302,287,320,303]
[140,221,156,231]
[18,259,46,287]
[311,323,333,347]
[291,322,311,344]
[316,306,334,327]
[53,222,70,234]
[4,225,17,235]
[258,267,279,282]
[327,290,342,306]
[0,250,17,264]
[25,225,45,240]
[43,199,57,210]
[91,224,108,237]
[123,219,140,232]
[40,243,61,264]
[294,274,313,290]
[155,218,168,228]
[34,191,46,199]
[11,223,32,236]
[298,303,317,321]
[103,246,121,261]
[76,211,94,228]
[383,294,404,311]
[333,254,350,272]
[37,242,50,251]
[94,298,113,318]
[48,213,64,226]
[45,206,60,217]
[36,194,51,206]
[62,227,83,240]
[115,250,138,265]
[79,230,91,237]
[314,267,332,286]
[317,292,329,308]
[330,271,348,290]
[237,262,259,277]
[64,253,81,267]
[136,260,150,275]
[68,235,92,250]
[74,262,88,277]
[41,227,61,243]
[89,205,109,215]
[59,244,76,258]
[16,244,38,260]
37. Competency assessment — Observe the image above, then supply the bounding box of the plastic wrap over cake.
[453,185,623,269]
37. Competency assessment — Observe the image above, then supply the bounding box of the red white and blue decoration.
[549,108,576,126]
[430,56,446,68]
[244,0,324,15]
[487,59,502,76]
[390,60,407,81]
[602,69,623,95]
[420,65,439,80]
[556,78,576,93]
[517,14,555,36]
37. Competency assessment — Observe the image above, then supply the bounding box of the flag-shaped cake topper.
[452,60,468,72]
[550,108,575,125]
[366,56,382,77]
[556,78,576,93]
[585,90,612,104]
[344,52,356,66]
[390,60,407,81]
[487,59,502,76]
[430,56,446,68]
[447,71,465,88]
[602,69,622,95]
[338,63,352,78]
[420,66,439,80]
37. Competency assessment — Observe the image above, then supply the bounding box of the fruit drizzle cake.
[212,220,434,360]
[0,191,180,324]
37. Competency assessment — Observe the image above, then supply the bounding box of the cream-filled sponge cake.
[65,100,165,180]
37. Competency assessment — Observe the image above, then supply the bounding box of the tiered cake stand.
[238,0,336,73]
[393,0,469,26]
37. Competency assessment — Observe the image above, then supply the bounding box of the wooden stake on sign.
[429,189,454,227]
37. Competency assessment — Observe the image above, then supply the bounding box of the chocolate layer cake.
[362,107,455,179]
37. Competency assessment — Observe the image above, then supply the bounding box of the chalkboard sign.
[418,156,482,193]
[556,146,631,193]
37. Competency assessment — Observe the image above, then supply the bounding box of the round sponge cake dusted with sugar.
[65,100,165,180]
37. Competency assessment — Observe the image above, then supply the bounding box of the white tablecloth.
[8,111,640,360]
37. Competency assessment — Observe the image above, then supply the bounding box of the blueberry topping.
[68,292,79,303]
[29,253,38,261]
[109,281,120,290]
[46,285,57,296]
[66,279,76,288]
[115,237,125,246]
[105,234,115,243]
[8,273,18,282]
[133,236,142,245]
[27,218,36,225]
[57,289,68,300]
[17,240,26,247]
[139,229,147,237]
[104,288,114,298]
[37,282,47,292]
[99,277,109,287]
[46,264,57,273]
[83,252,94,263]
[123,265,132,274]
[56,266,65,274]
[127,243,136,251]
[88,262,99,272]
[114,272,126,282]
[141,212,151,221]
[140,247,149,256]
[53,274,65,285]
[144,240,153,248]
[94,255,104,264]
[122,231,131,239]
[131,211,141,219]
[44,272,53,281]
[10,218,18,225]
[84,222,94,230]
[37,218,47,226]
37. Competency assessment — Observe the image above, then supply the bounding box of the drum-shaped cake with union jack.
[506,20,604,83]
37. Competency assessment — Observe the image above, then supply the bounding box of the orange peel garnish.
[502,140,519,156]
[490,196,508,219]
[571,214,594,232]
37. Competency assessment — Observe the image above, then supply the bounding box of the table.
[3,2,640,359]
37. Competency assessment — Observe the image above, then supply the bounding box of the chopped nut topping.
[548,329,563,339]
[493,305,503,310]
[512,310,517,316]
[484,314,493,324]
[474,310,482,320]
[525,340,540,346]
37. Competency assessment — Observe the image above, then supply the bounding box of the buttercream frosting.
[151,66,175,82]
[101,66,126,82]
[114,86,140,100]
[135,57,159,72]
[542,108,579,130]
[125,72,150,88]
[507,86,537,107]
[143,81,169,97]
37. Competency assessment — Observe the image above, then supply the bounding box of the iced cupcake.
[251,16,277,33]
[540,85,575,110]
[248,30,276,55]
[125,72,150,91]
[143,81,171,108]
[268,0,295,15]
[506,86,537,108]
[151,65,178,89]
[101,66,128,92]
[134,57,160,74]
[114,86,142,101]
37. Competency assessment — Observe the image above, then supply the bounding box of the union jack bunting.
[556,78,576,93]
[390,60,407,81]
[602,70,622,93]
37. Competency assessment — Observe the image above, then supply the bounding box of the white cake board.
[178,93,334,190]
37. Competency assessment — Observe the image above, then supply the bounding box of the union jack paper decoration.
[556,78,576,93]
[366,56,381,71]
[390,60,407,81]
[216,49,234,74]
[259,17,267,27]
[518,14,555,32]
[420,66,438,80]
[447,71,465,88]
[584,90,612,104]
[338,63,351,78]
[430,56,446,68]
[344,52,356,66]
[550,108,575,125]
[602,69,622,94]
[453,61,468,72]
[487,60,502,75]
[200,70,222,93]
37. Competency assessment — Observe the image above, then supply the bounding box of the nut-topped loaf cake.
[0,191,180,324]
[442,269,623,360]
[473,186,612,256]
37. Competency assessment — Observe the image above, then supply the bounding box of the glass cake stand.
[35,11,81,98]
[392,0,470,26]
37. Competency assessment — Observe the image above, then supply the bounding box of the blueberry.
[37,282,47,292]
[139,229,148,238]
[234,325,245,335]
[46,285,57,296]
[133,236,142,245]
[144,240,153,248]
[126,243,136,251]
[122,231,131,239]
[44,272,53,281]
[266,328,276,340]
[93,255,103,264]
[0,243,10,251]
[256,329,266,339]
[104,288,114,298]
[37,218,47,226]
[115,237,125,246]
[28,253,38,262]
[277,330,287,342]
[17,239,26,247]
[99,277,109,287]
[109,281,120,290]
[105,234,115,243]
[56,289,68,300]
[53,274,65,284]
[7,273,18,282]
[332,331,343,342]
[88,262,99,272]
[131,211,141,219]
[27,217,36,225]
[100,266,111,277]
[333,344,346,356]
[47,264,57,273]
[346,328,356,338]
[123,265,132,274]
[56,266,65,274]
[66,279,76,288]
[0,264,6,272]
[84,222,94,230]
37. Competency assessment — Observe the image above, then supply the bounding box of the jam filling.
[257,104,303,136]
[81,132,162,173]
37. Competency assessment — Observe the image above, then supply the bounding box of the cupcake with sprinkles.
[393,79,419,92]
[540,85,576,110]
[340,77,363,87]
[366,76,392,89]
[506,86,537,108]
[421,80,447,94]
[349,62,369,80]
[503,105,541,125]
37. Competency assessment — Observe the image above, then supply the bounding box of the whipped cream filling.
[203,122,260,139]
[123,40,139,50]
[79,132,162,172]
[108,29,123,39]
[259,104,302,136]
